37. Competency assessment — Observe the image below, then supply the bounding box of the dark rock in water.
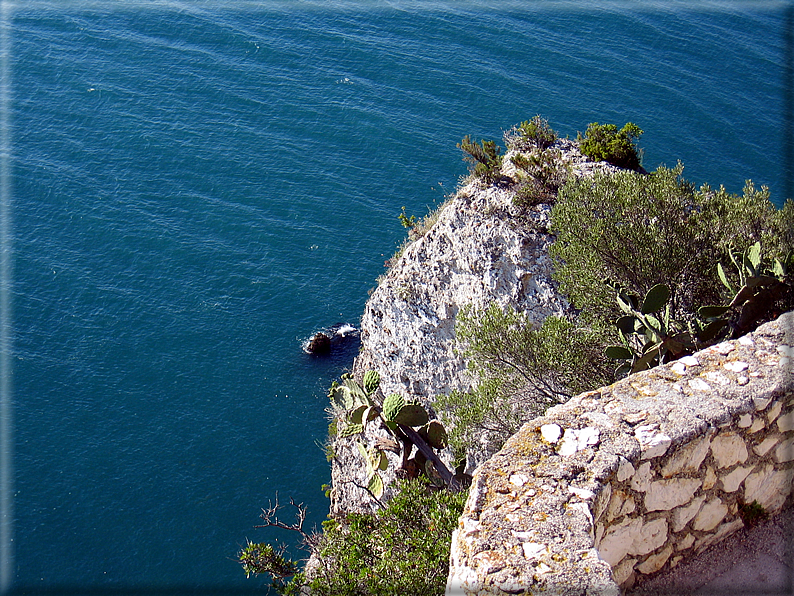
[304,324,360,356]
[307,332,332,355]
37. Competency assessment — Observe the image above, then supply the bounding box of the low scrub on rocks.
[438,305,612,460]
[240,479,465,596]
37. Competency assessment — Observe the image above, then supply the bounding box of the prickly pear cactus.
[363,370,381,396]
[382,393,406,423]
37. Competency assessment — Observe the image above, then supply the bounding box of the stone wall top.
[447,311,794,595]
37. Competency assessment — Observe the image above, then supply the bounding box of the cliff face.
[328,139,617,515]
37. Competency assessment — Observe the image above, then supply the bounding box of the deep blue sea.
[5,1,792,593]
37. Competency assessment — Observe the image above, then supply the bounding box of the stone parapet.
[446,311,794,595]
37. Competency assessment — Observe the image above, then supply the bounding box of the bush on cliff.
[577,121,644,170]
[550,163,794,326]
[438,306,612,460]
[240,479,465,596]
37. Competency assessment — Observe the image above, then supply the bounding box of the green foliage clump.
[438,304,612,459]
[508,115,558,150]
[550,164,793,327]
[241,480,466,596]
[457,135,503,183]
[307,480,465,596]
[510,148,567,208]
[738,499,769,528]
[578,121,643,170]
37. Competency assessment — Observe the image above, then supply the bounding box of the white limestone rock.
[710,433,748,468]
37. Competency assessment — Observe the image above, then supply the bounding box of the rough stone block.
[710,433,748,468]
[748,417,766,433]
[644,478,702,512]
[635,425,672,459]
[616,457,635,482]
[767,401,783,424]
[598,518,642,566]
[676,533,695,551]
[630,462,653,492]
[753,435,781,457]
[777,410,794,433]
[744,464,794,513]
[636,545,673,575]
[692,498,728,532]
[720,465,753,493]
[671,496,706,532]
[737,413,753,428]
[661,435,711,478]
[611,557,636,587]
[774,436,794,463]
[629,518,669,557]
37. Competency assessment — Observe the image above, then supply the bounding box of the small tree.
[457,135,503,183]
[578,121,643,170]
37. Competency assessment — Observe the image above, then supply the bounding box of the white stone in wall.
[754,396,773,411]
[706,371,730,386]
[774,436,794,463]
[738,413,753,428]
[558,426,600,456]
[635,424,671,459]
[777,410,794,433]
[510,473,529,487]
[661,435,711,478]
[703,466,717,490]
[611,557,636,586]
[744,464,794,512]
[644,478,702,512]
[540,423,561,444]
[629,518,669,557]
[521,542,548,560]
[630,461,654,492]
[671,496,706,532]
[720,465,753,493]
[617,457,635,482]
[723,360,748,372]
[710,433,748,468]
[767,401,783,424]
[598,518,642,566]
[676,533,696,551]
[679,355,700,366]
[753,435,781,457]
[606,489,629,523]
[636,545,673,575]
[749,417,766,433]
[692,498,728,532]
[569,486,595,500]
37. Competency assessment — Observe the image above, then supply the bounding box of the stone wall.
[446,311,794,595]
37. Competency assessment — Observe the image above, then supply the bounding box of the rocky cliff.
[328,138,618,515]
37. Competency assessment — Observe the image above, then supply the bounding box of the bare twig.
[254,492,309,539]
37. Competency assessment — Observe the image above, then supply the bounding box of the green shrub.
[306,480,465,596]
[550,164,794,327]
[507,115,558,151]
[578,122,643,170]
[438,305,612,458]
[510,148,567,208]
[457,135,503,183]
[242,480,466,596]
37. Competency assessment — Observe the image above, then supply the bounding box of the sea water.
[7,1,792,593]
